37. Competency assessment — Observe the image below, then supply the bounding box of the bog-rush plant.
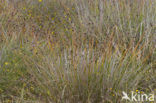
[0,0,155,102]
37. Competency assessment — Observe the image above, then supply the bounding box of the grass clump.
[0,0,156,102]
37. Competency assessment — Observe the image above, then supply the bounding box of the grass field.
[0,0,156,102]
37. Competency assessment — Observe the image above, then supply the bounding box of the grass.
[0,0,156,102]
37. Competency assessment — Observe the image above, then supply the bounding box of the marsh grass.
[0,0,156,102]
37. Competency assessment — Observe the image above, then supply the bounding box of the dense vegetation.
[0,0,156,102]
